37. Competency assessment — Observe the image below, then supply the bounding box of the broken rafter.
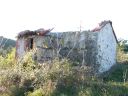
[17,28,54,38]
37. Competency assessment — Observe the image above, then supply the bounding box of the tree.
[118,39,128,53]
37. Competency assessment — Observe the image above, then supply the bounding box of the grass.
[102,63,128,82]
[0,48,128,96]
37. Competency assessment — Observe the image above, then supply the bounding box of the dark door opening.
[30,38,33,49]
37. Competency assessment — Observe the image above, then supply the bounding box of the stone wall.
[16,38,26,58]
[31,31,99,69]
[97,23,117,72]
[16,22,117,73]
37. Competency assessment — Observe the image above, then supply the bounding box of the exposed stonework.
[16,20,117,73]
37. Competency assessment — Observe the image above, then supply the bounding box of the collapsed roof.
[91,20,112,32]
[17,28,54,38]
[17,20,117,42]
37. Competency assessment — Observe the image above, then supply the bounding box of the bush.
[0,48,128,96]
[27,88,43,96]
[0,48,15,68]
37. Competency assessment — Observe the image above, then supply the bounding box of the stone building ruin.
[16,20,117,73]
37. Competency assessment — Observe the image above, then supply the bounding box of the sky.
[0,0,128,40]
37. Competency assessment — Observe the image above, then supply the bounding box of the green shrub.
[0,48,128,96]
[0,48,15,68]
[27,88,43,96]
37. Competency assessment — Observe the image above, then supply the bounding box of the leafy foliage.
[118,39,128,53]
[0,45,128,96]
[0,48,16,68]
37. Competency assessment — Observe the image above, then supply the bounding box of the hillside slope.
[0,36,15,49]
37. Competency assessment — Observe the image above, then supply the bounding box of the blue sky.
[0,0,128,40]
